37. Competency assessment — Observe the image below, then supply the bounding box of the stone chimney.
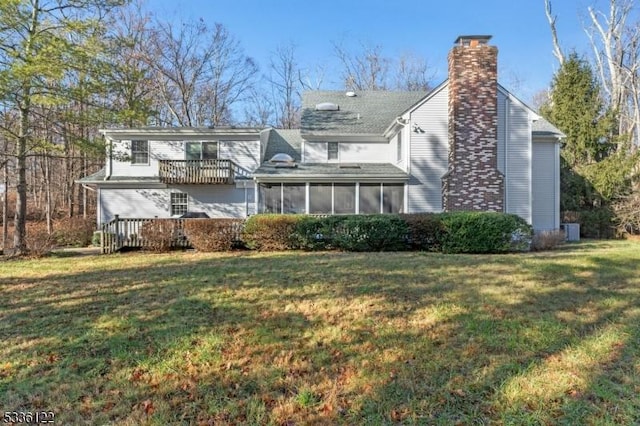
[442,35,504,212]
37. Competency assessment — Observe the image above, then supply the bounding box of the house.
[79,35,563,232]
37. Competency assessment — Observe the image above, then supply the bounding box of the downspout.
[104,136,112,181]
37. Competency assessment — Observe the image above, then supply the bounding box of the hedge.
[139,219,181,252]
[439,212,532,253]
[242,214,306,251]
[183,219,244,252]
[401,213,445,252]
[295,215,408,252]
[122,212,534,254]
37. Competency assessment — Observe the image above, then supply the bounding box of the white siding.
[110,139,260,177]
[303,141,391,163]
[532,140,559,231]
[408,86,449,212]
[505,101,532,223]
[340,142,390,163]
[111,140,183,177]
[219,140,261,173]
[304,142,327,162]
[100,185,250,223]
[497,91,506,174]
[101,188,170,221]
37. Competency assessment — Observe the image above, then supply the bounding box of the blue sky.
[147,0,601,104]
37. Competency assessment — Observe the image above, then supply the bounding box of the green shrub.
[91,231,103,247]
[293,215,337,250]
[401,213,445,251]
[330,215,408,251]
[564,208,615,239]
[440,212,532,254]
[294,215,408,252]
[184,219,244,252]
[242,214,305,251]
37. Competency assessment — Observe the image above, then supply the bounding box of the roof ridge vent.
[315,102,339,111]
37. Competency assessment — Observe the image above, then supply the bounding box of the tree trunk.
[2,161,8,251]
[14,106,29,254]
[44,150,52,234]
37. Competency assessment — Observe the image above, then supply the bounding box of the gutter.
[383,117,408,139]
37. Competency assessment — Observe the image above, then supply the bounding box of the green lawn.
[1,241,639,425]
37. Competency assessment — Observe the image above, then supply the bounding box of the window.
[396,132,402,162]
[186,141,218,160]
[283,184,305,214]
[334,184,356,214]
[327,142,339,161]
[383,184,404,213]
[131,140,149,164]
[359,184,381,214]
[259,183,282,213]
[170,192,188,216]
[309,183,332,214]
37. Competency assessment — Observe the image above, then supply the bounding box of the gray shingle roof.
[532,117,565,137]
[253,162,409,181]
[301,91,427,136]
[263,129,303,162]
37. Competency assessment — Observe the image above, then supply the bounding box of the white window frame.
[170,192,188,216]
[131,140,149,165]
[396,131,403,162]
[327,142,339,162]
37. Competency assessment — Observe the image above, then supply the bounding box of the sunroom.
[253,162,409,215]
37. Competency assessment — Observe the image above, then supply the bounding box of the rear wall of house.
[303,141,392,163]
[110,139,261,177]
[407,85,449,213]
[531,139,560,231]
[99,185,251,223]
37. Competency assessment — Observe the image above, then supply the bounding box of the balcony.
[159,159,236,184]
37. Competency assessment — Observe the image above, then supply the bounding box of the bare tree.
[395,53,433,91]
[586,0,640,144]
[544,0,566,65]
[103,0,155,127]
[146,19,257,127]
[267,43,301,129]
[334,41,433,92]
[545,0,640,146]
[334,41,390,91]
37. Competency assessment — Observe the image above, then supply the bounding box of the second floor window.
[397,132,402,162]
[186,141,218,160]
[327,142,339,161]
[131,140,149,164]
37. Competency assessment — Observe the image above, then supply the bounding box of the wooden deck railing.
[158,159,236,184]
[100,216,243,253]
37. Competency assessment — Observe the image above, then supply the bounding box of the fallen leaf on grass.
[142,399,155,415]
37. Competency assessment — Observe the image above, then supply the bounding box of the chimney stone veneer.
[442,36,504,212]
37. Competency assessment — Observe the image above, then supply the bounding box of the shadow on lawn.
[1,243,639,423]
[349,248,640,423]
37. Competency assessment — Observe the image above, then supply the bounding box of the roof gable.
[263,129,303,162]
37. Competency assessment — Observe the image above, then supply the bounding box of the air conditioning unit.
[561,223,580,242]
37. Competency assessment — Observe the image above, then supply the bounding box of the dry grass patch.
[0,241,639,424]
